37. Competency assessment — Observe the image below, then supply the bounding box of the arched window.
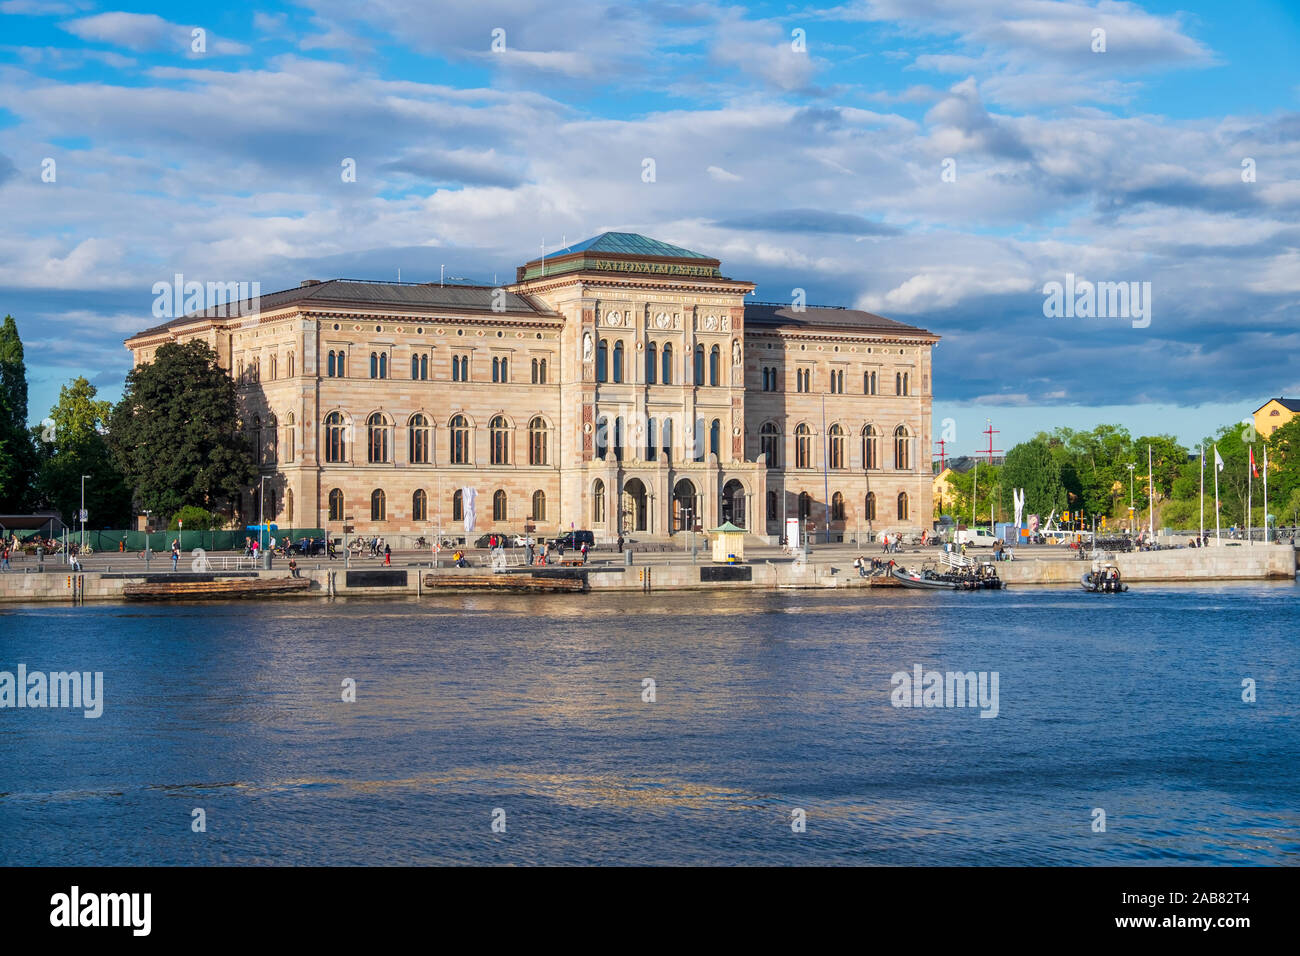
[409,413,430,464]
[500,357,507,381]
[528,417,547,465]
[531,358,539,383]
[252,416,262,465]
[367,412,391,463]
[492,356,508,383]
[661,344,672,385]
[370,353,378,378]
[865,370,877,395]
[760,422,780,467]
[380,353,387,378]
[694,417,705,462]
[450,414,470,464]
[593,480,605,524]
[661,417,673,461]
[532,490,547,521]
[493,489,507,521]
[452,355,468,382]
[694,344,705,385]
[328,488,344,521]
[865,492,877,520]
[337,352,345,377]
[539,358,547,383]
[862,425,878,470]
[894,425,911,470]
[489,415,509,465]
[270,355,277,380]
[267,413,278,464]
[613,341,624,383]
[370,488,386,521]
[709,345,719,386]
[767,491,777,521]
[285,412,295,463]
[709,419,720,459]
[324,412,346,463]
[288,352,295,377]
[646,418,657,460]
[596,415,608,460]
[286,488,294,523]
[829,423,844,469]
[832,492,845,521]
[412,489,427,522]
[897,492,909,520]
[597,339,608,382]
[452,489,463,522]
[798,491,811,520]
[614,416,625,462]
[412,356,420,380]
[795,423,812,469]
[646,343,657,384]
[328,351,336,377]
[902,372,909,395]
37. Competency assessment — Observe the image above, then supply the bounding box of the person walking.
[617,534,624,553]
[580,541,588,564]
[1,545,9,572]
[171,539,180,571]
[881,533,889,554]
[384,543,391,566]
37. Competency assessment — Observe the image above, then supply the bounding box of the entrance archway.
[623,478,647,532]
[672,479,697,533]
[721,479,746,528]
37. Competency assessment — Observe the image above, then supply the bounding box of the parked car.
[512,534,535,548]
[954,528,997,547]
[549,530,595,550]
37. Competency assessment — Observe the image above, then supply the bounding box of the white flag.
[1213,445,1224,472]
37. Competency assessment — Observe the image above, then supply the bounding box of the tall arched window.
[411,356,420,380]
[760,422,780,467]
[489,415,509,465]
[528,417,547,465]
[539,358,547,383]
[614,416,625,462]
[493,489,507,521]
[531,357,539,383]
[328,351,336,377]
[593,480,606,524]
[646,343,657,384]
[798,491,811,520]
[862,425,878,470]
[450,415,470,464]
[370,488,386,521]
[370,353,379,378]
[367,413,391,463]
[412,489,427,522]
[661,417,673,461]
[694,344,705,385]
[252,416,262,465]
[452,489,463,522]
[828,423,844,469]
[612,341,624,383]
[709,346,719,386]
[325,412,346,463]
[337,352,345,377]
[285,412,295,463]
[287,352,294,377]
[492,356,508,383]
[267,413,278,464]
[409,413,430,464]
[865,492,877,520]
[694,417,705,462]
[270,354,277,380]
[596,415,608,459]
[328,488,344,521]
[286,488,294,523]
[767,491,777,521]
[865,369,877,395]
[661,344,673,384]
[709,419,720,459]
[894,425,911,470]
[832,492,845,521]
[532,490,547,521]
[597,339,608,382]
[897,492,909,520]
[646,418,656,460]
[795,423,812,469]
[902,372,909,395]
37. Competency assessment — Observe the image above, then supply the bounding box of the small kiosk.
[709,521,747,564]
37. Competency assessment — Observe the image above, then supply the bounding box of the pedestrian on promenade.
[881,533,889,553]
[118,539,125,553]
[580,541,588,564]
[288,557,300,578]
[171,539,180,571]
[384,544,391,566]
[617,534,624,553]
[1,546,9,572]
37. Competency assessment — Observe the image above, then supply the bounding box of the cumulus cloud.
[60,12,250,56]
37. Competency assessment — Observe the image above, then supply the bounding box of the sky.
[1,0,1297,455]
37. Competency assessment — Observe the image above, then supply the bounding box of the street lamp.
[1126,463,1135,531]
[79,474,90,554]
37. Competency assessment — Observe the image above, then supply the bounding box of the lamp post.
[1126,463,1135,532]
[80,474,90,554]
[258,475,267,553]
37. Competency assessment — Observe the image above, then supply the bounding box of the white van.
[955,528,997,547]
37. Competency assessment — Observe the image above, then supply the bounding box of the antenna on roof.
[440,264,444,288]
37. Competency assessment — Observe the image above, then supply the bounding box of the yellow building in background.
[1254,398,1300,438]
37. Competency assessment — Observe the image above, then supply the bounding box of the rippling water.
[2,582,1297,865]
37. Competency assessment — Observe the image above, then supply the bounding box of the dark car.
[549,530,595,550]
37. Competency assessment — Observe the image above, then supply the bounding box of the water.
[2,583,1297,865]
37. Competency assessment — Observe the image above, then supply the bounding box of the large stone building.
[125,233,939,542]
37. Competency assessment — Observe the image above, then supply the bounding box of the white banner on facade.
[462,487,477,534]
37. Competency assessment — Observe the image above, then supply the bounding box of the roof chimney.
[300,279,322,287]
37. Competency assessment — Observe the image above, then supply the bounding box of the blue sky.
[1,0,1297,453]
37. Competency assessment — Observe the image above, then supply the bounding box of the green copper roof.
[543,232,713,260]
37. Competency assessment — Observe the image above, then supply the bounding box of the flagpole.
[1247,445,1253,546]
[1199,444,1204,542]
[1263,443,1269,543]
[1147,444,1154,540]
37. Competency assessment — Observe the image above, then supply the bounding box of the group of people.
[852,555,889,577]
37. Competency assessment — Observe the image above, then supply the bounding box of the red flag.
[1249,446,1259,478]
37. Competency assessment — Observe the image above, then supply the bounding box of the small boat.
[1081,565,1128,593]
[891,564,955,589]
[891,561,1007,591]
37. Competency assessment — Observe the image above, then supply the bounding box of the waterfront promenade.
[1,540,1294,602]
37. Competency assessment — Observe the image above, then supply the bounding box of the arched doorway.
[623,478,647,533]
[672,479,697,533]
[721,479,746,528]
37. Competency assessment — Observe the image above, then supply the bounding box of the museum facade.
[125,233,939,542]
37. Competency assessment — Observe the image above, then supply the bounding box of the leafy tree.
[999,440,1065,518]
[168,505,218,531]
[0,315,37,510]
[107,340,257,518]
[32,376,132,527]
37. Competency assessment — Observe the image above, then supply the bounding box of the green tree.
[167,505,218,531]
[944,463,1003,526]
[107,340,257,518]
[0,315,37,510]
[1000,440,1065,518]
[32,376,132,527]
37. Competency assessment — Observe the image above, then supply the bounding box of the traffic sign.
[78,509,88,523]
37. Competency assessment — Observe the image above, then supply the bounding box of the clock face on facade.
[655,312,670,329]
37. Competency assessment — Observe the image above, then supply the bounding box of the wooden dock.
[422,572,586,593]
[123,576,313,600]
